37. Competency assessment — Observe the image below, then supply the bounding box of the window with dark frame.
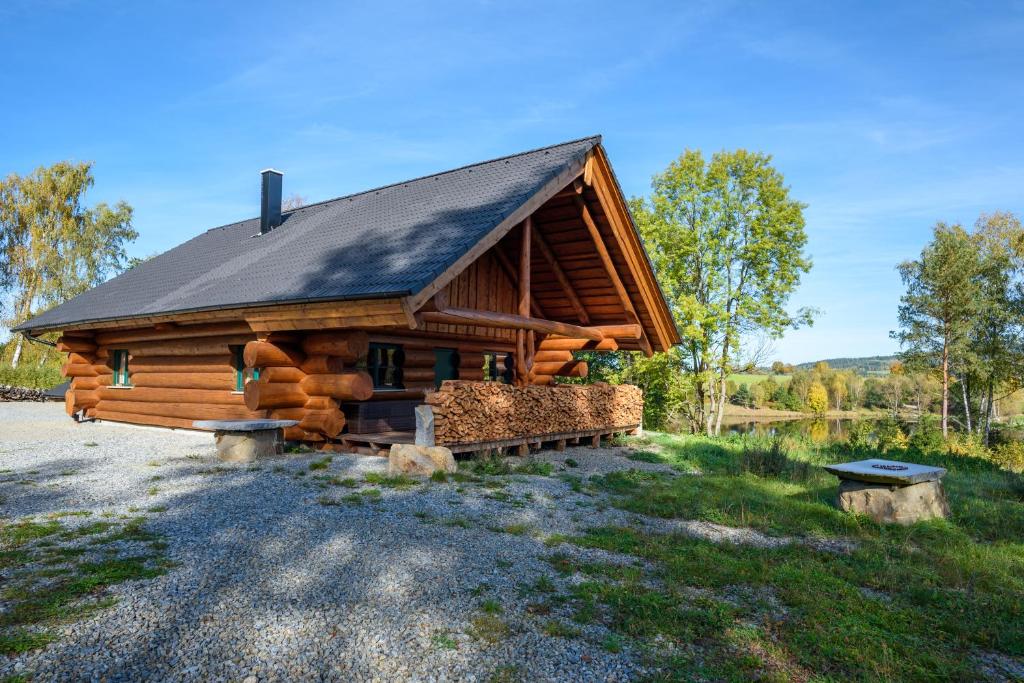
[111,349,131,387]
[366,343,403,390]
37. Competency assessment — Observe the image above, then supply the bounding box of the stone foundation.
[837,479,951,525]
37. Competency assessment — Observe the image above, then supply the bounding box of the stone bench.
[193,419,299,463]
[824,458,949,525]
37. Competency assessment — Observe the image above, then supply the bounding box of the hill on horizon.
[794,355,897,375]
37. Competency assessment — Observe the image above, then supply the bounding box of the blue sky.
[2,1,1022,363]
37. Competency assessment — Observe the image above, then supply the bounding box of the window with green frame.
[111,349,131,387]
[366,343,403,389]
[230,345,259,391]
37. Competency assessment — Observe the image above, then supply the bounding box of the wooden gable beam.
[571,180,654,357]
[533,228,591,325]
[584,149,681,350]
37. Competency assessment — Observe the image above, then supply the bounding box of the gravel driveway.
[0,402,686,682]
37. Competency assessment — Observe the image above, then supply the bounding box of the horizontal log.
[593,324,643,340]
[244,382,308,410]
[299,355,345,375]
[97,386,246,405]
[62,362,98,378]
[74,390,99,410]
[127,335,254,357]
[244,340,304,368]
[65,391,78,416]
[538,337,619,352]
[533,350,574,363]
[95,400,260,421]
[300,371,374,401]
[56,338,96,353]
[368,332,514,353]
[283,426,324,442]
[458,352,485,369]
[257,366,306,383]
[67,352,94,366]
[304,396,337,410]
[95,322,253,346]
[129,373,236,391]
[401,368,435,383]
[301,331,370,360]
[419,308,604,341]
[128,355,234,373]
[94,410,204,431]
[299,409,346,437]
[459,368,485,381]
[531,360,588,378]
[71,377,99,391]
[401,348,438,367]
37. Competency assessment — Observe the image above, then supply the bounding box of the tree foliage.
[0,161,136,366]
[631,149,813,434]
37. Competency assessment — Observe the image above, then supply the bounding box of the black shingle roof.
[17,136,600,332]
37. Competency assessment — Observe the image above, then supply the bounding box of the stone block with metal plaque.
[824,458,950,525]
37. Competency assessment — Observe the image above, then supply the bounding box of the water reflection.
[718,417,869,442]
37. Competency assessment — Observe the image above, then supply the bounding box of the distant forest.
[793,356,897,375]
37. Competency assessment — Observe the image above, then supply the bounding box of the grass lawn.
[540,432,1024,681]
[728,373,791,386]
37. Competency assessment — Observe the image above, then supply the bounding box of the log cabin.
[15,136,680,454]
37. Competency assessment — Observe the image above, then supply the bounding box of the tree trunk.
[941,344,949,438]
[714,373,727,435]
[984,381,994,447]
[961,375,972,434]
[10,335,24,369]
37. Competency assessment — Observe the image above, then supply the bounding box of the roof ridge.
[203,135,601,233]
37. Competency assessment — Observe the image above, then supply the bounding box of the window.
[483,351,514,384]
[230,345,259,391]
[433,348,458,389]
[111,349,131,387]
[367,343,403,390]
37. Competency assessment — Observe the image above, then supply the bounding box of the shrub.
[737,438,810,481]
[990,441,1024,473]
[946,432,988,458]
[908,415,945,454]
[876,418,908,453]
[846,420,875,449]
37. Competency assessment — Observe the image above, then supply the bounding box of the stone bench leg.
[214,429,283,463]
[837,479,950,525]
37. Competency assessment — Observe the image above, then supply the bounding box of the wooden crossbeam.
[572,181,654,357]
[418,308,604,341]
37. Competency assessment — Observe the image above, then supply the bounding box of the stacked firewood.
[0,385,48,402]
[425,380,642,445]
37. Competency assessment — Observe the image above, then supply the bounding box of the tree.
[807,381,829,415]
[828,372,848,411]
[970,212,1024,444]
[0,161,135,366]
[282,194,307,211]
[771,360,786,374]
[631,149,814,436]
[893,223,979,436]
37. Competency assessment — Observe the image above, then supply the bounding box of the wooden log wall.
[425,380,643,446]
[242,332,371,442]
[57,324,595,444]
[58,322,263,431]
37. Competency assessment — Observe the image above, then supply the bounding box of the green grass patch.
[538,431,1024,680]
[363,472,419,489]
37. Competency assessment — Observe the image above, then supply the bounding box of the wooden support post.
[590,434,601,448]
[492,247,546,319]
[516,217,532,386]
[572,182,655,357]
[555,439,566,452]
[516,443,529,457]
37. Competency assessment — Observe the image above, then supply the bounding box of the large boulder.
[837,479,950,525]
[388,444,457,476]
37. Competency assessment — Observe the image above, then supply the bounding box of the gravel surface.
[1,402,813,682]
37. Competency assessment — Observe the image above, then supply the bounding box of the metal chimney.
[260,169,283,234]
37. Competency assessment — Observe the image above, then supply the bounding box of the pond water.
[717,417,884,442]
